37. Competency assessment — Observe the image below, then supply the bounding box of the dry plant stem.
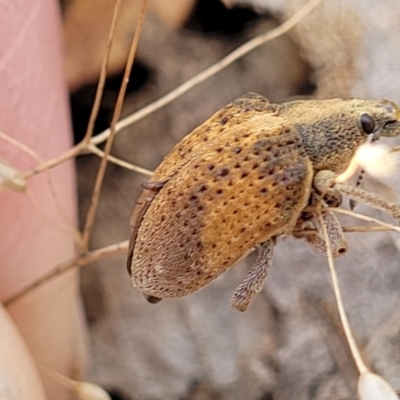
[81,0,122,145]
[25,189,81,243]
[3,240,129,306]
[90,0,322,146]
[0,130,82,241]
[326,207,400,233]
[20,0,321,179]
[0,130,42,161]
[318,212,369,375]
[23,142,84,179]
[296,225,394,235]
[4,222,394,306]
[81,0,150,252]
[87,143,153,176]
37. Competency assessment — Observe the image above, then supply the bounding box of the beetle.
[127,93,400,311]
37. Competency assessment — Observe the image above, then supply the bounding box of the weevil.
[127,93,400,311]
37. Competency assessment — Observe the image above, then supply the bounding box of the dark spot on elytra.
[252,163,259,169]
[217,189,223,194]
[199,185,207,192]
[218,168,230,176]
[234,163,241,168]
[260,188,268,194]
[240,227,246,233]
[241,172,248,178]
[216,147,223,153]
[203,136,208,142]
[208,164,215,171]
[234,147,242,154]
[221,117,228,125]
[190,195,197,201]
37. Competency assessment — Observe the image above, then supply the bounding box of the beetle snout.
[380,119,400,137]
[378,100,400,137]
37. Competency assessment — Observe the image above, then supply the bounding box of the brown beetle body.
[127,93,400,310]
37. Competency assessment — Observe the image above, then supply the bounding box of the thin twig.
[81,0,150,251]
[87,143,153,176]
[0,131,81,241]
[5,222,395,306]
[318,212,369,375]
[82,0,122,145]
[295,225,394,235]
[0,130,43,161]
[326,207,400,233]
[90,0,322,146]
[19,0,321,178]
[3,240,129,306]
[23,143,84,179]
[25,189,81,243]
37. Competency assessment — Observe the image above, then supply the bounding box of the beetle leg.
[302,209,347,257]
[296,192,347,257]
[230,240,274,312]
[314,170,400,220]
[126,180,167,275]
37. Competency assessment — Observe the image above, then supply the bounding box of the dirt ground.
[73,1,400,399]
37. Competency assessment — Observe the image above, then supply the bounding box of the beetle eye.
[359,113,376,134]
